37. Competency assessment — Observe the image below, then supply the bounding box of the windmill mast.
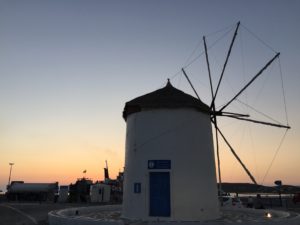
[203,35,223,196]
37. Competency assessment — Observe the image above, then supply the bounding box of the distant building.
[69,178,93,203]
[90,183,111,203]
[58,185,69,203]
[6,181,58,202]
[102,171,124,203]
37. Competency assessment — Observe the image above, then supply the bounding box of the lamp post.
[8,163,14,186]
[274,180,282,207]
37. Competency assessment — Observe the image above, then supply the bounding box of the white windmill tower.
[121,21,290,222]
[122,79,219,221]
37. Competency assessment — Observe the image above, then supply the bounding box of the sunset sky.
[1,0,300,192]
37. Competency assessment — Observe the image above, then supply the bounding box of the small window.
[98,189,102,194]
[134,183,141,193]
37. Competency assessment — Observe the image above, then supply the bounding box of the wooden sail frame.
[181,22,290,195]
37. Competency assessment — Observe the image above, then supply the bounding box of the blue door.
[149,172,170,217]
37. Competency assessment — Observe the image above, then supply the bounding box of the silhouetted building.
[69,178,92,203]
[6,181,58,202]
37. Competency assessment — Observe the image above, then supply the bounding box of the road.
[0,202,86,225]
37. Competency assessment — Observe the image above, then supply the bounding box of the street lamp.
[274,180,282,207]
[8,163,14,186]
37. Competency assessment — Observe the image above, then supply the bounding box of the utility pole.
[8,163,14,186]
[275,180,283,207]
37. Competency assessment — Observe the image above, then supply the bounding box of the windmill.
[180,21,290,193]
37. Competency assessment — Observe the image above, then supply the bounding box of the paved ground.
[1,202,300,225]
[0,202,97,225]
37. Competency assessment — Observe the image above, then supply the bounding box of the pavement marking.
[1,204,38,224]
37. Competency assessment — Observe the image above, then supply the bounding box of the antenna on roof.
[104,160,109,180]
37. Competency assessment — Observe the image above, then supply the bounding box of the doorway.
[149,172,170,217]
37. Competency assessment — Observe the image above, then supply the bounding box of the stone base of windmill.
[48,205,300,225]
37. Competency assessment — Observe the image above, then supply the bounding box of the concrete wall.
[122,108,220,221]
[90,183,111,203]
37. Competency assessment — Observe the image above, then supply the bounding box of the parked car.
[293,193,300,204]
[219,196,244,208]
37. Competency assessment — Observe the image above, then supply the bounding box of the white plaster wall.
[58,189,68,203]
[122,108,220,221]
[90,184,111,203]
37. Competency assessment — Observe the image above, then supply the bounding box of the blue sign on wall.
[148,160,171,169]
